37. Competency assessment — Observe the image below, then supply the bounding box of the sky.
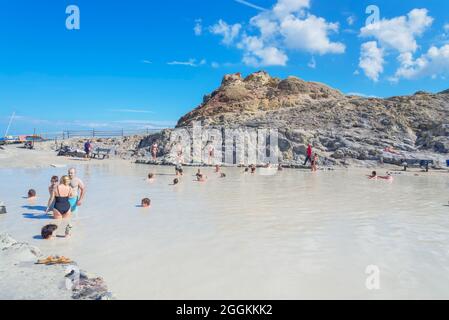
[0,0,448,135]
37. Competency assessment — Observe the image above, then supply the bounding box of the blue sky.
[1,0,448,135]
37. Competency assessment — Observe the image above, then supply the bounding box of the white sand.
[1,147,449,299]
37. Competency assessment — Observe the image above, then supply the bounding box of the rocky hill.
[171,71,449,166]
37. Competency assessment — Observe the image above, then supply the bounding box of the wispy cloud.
[194,19,203,36]
[141,60,152,64]
[234,0,267,12]
[167,59,206,67]
[110,109,154,114]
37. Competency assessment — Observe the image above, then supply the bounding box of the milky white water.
[1,163,449,299]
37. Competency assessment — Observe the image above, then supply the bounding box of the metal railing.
[62,128,166,139]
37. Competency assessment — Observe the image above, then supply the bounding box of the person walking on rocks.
[304,144,313,166]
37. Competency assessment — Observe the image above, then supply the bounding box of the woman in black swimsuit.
[48,175,74,219]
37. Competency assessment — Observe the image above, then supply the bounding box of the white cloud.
[210,0,344,67]
[239,35,288,66]
[445,23,449,32]
[281,14,345,55]
[358,8,436,82]
[272,0,310,18]
[392,44,449,81]
[167,59,206,67]
[346,15,356,26]
[307,56,316,69]
[360,8,433,53]
[359,41,384,82]
[111,109,153,114]
[194,19,202,36]
[346,92,379,98]
[141,60,152,64]
[209,20,242,45]
[234,0,267,12]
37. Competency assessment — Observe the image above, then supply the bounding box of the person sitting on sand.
[41,224,58,240]
[47,176,74,219]
[141,198,151,208]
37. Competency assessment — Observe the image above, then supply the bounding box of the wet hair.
[61,175,71,186]
[173,178,179,185]
[372,171,377,176]
[244,168,249,172]
[251,167,256,173]
[51,176,59,183]
[148,173,154,179]
[41,224,58,240]
[220,173,226,178]
[28,189,36,198]
[141,198,151,207]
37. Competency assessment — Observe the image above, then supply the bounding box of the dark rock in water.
[0,202,6,214]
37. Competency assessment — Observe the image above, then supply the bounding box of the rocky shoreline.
[27,71,449,169]
[0,233,114,300]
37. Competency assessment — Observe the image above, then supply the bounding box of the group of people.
[25,168,86,240]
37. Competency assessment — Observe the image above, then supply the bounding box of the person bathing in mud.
[46,176,59,212]
[68,168,85,214]
[311,154,318,172]
[368,171,393,181]
[47,175,74,219]
[151,143,159,161]
[147,173,155,182]
[141,198,151,208]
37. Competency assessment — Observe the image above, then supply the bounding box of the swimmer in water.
[147,173,155,182]
[196,173,207,182]
[220,173,226,178]
[173,178,179,185]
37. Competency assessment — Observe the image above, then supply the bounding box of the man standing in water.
[304,144,313,166]
[68,168,85,213]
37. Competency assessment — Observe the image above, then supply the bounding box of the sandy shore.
[0,144,132,169]
[0,233,114,300]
